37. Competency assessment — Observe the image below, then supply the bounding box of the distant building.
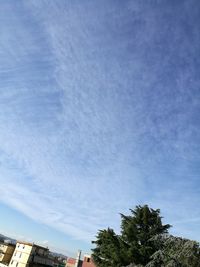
[65,258,76,267]
[66,251,82,267]
[53,257,66,267]
[82,255,95,267]
[0,242,15,265]
[8,242,53,267]
[65,252,95,267]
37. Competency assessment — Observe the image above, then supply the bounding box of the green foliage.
[92,228,129,267]
[92,205,170,267]
[146,235,200,267]
[92,205,200,267]
[120,205,171,265]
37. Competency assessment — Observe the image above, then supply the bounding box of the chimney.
[75,250,81,267]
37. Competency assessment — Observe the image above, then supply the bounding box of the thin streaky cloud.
[0,0,200,253]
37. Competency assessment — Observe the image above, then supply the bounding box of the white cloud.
[0,0,200,248]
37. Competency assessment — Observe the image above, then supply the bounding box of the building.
[65,252,95,267]
[65,258,76,267]
[53,257,66,267]
[0,242,15,265]
[82,255,95,267]
[8,242,53,267]
[66,251,82,267]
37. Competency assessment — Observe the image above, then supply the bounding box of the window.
[14,252,17,256]
[86,258,90,262]
[19,253,22,258]
[16,263,18,267]
[11,261,14,265]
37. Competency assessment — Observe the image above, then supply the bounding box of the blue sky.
[0,0,200,257]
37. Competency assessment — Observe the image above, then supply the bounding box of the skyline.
[0,0,200,257]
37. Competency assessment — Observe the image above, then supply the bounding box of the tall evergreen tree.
[92,205,170,267]
[120,205,171,265]
[92,228,129,267]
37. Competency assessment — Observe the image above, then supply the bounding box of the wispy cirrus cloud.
[0,0,200,251]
